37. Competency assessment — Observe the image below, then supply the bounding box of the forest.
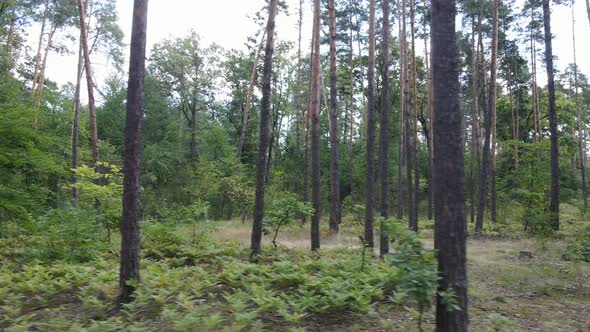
[1,0,589,330]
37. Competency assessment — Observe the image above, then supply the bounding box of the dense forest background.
[1,0,590,330]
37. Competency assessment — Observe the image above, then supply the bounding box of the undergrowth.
[0,219,438,331]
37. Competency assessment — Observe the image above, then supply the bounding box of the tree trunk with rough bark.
[470,18,479,224]
[72,37,84,205]
[77,0,99,165]
[475,0,489,235]
[489,0,499,224]
[250,0,278,258]
[119,0,148,305]
[364,0,376,250]
[296,0,303,194]
[33,24,56,115]
[310,0,321,251]
[572,2,587,213]
[397,0,405,221]
[348,1,355,205]
[432,0,469,329]
[542,0,560,230]
[328,0,341,233]
[410,0,419,230]
[32,0,49,96]
[237,30,266,159]
[378,0,390,255]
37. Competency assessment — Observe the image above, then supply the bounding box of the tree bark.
[302,30,315,225]
[310,0,321,252]
[328,0,341,233]
[475,0,489,235]
[32,0,49,96]
[425,28,433,221]
[364,0,376,250]
[33,24,56,115]
[410,0,420,230]
[237,29,267,159]
[296,0,303,194]
[77,0,99,165]
[378,0,390,255]
[572,2,587,213]
[543,0,560,230]
[489,0,499,224]
[470,18,479,224]
[397,0,405,221]
[250,0,278,258]
[402,0,415,231]
[119,0,148,304]
[348,1,355,205]
[72,36,84,205]
[432,0,469,329]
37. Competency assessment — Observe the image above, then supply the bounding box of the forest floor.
[2,216,589,331]
[214,219,590,331]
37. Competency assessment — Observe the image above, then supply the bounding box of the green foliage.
[72,163,123,238]
[385,219,438,316]
[563,226,590,262]
[262,194,314,247]
[0,223,422,331]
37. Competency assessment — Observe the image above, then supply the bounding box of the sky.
[31,0,590,94]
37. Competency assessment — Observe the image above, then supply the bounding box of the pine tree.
[119,0,149,304]
[364,0,376,249]
[250,0,278,258]
[432,0,468,328]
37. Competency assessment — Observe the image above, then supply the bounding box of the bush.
[563,226,590,262]
[4,207,108,263]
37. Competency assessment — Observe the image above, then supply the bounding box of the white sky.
[32,0,590,94]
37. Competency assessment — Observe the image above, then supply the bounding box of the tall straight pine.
[119,0,149,304]
[432,0,469,330]
[250,0,278,258]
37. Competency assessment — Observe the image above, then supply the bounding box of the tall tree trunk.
[508,52,517,168]
[354,0,367,140]
[348,1,355,205]
[119,0,148,305]
[470,18,479,224]
[6,6,16,52]
[302,31,315,225]
[190,108,197,162]
[543,0,560,230]
[77,0,99,165]
[410,0,420,230]
[475,0,489,235]
[237,29,267,159]
[397,0,405,221]
[328,0,341,233]
[586,0,590,27]
[32,0,49,96]
[489,0,499,224]
[364,0,376,250]
[71,37,84,205]
[310,0,322,251]
[378,0,391,255]
[426,30,434,221]
[296,0,303,194]
[572,2,587,213]
[250,0,278,258]
[33,24,56,116]
[530,12,541,142]
[432,0,469,329]
[402,0,415,231]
